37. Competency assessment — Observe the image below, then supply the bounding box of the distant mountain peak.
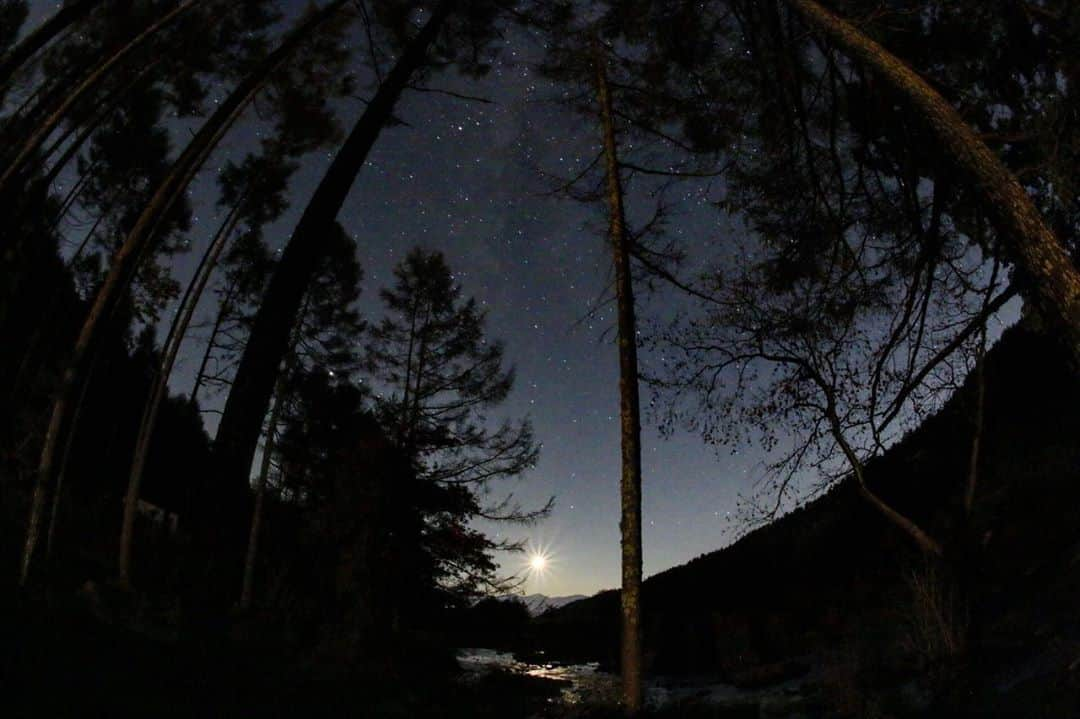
[503,593,588,616]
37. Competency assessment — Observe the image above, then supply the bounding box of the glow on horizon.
[522,540,556,588]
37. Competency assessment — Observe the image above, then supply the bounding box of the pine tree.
[237,222,363,609]
[18,0,351,586]
[118,47,352,582]
[363,248,541,598]
[0,0,203,199]
[211,0,459,534]
[366,248,537,489]
[0,0,98,91]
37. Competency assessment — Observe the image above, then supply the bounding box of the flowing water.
[457,648,809,714]
[458,648,619,706]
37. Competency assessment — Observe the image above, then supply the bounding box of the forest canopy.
[0,1,1077,715]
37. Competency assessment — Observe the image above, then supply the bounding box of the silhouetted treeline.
[538,321,1080,716]
[2,0,1080,715]
[2,2,547,675]
[0,191,532,671]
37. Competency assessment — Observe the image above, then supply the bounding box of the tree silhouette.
[365,247,545,595]
[592,40,645,715]
[0,0,98,92]
[211,0,460,546]
[18,0,351,586]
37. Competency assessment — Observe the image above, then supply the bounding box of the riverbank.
[458,648,824,718]
[458,644,1080,719]
[1,592,571,718]
[7,585,1075,719]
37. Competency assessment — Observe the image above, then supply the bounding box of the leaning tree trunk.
[38,58,162,195]
[594,41,644,716]
[34,54,159,177]
[43,344,102,560]
[0,0,101,90]
[17,0,348,587]
[239,345,296,610]
[117,199,245,585]
[786,0,1080,365]
[211,0,457,523]
[0,0,202,201]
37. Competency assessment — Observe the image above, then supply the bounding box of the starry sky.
[30,1,770,598]
[28,0,1029,600]
[303,29,758,598]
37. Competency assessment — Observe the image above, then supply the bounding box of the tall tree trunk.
[0,0,201,200]
[118,200,244,585]
[786,0,1080,364]
[0,56,89,157]
[44,344,102,560]
[39,58,162,192]
[3,79,48,129]
[239,349,294,610]
[237,292,305,610]
[189,275,239,405]
[17,1,347,587]
[405,302,432,455]
[396,298,420,444]
[0,0,101,90]
[54,163,94,218]
[211,0,456,525]
[594,41,644,716]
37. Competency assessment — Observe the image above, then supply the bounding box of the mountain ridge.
[502,593,588,617]
[533,322,1080,716]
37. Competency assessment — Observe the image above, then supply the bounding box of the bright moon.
[523,542,554,581]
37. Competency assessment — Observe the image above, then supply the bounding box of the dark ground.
[1,589,568,718]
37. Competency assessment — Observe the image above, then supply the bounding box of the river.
[457,648,811,715]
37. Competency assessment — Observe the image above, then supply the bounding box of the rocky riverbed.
[457,648,817,717]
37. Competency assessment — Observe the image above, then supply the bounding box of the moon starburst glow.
[523,541,554,582]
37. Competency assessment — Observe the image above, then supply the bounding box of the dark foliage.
[538,323,1080,714]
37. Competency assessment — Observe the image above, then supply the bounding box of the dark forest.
[1,1,1079,717]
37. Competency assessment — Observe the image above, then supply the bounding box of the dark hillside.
[536,322,1080,706]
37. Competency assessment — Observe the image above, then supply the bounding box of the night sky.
[32,2,780,597]
[34,0,1022,598]
[287,34,756,597]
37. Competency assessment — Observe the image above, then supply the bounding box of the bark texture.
[594,41,644,716]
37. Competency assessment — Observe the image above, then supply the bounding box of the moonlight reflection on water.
[457,648,811,712]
